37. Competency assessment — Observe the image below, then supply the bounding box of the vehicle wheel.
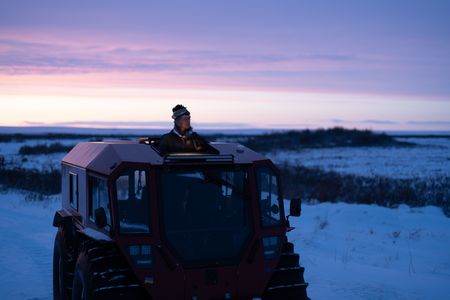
[71,242,147,300]
[263,242,310,300]
[53,227,74,300]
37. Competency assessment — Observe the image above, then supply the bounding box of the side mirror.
[290,197,302,217]
[94,207,107,228]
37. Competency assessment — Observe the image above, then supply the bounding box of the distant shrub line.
[1,163,448,217]
[279,165,450,217]
[0,167,60,195]
[237,127,413,152]
[18,143,75,155]
[2,127,418,151]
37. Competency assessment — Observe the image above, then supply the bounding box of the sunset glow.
[1,1,449,131]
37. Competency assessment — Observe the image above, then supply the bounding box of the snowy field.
[268,138,450,179]
[2,137,450,179]
[0,192,59,300]
[0,136,449,299]
[0,192,449,299]
[288,202,450,300]
[0,139,85,172]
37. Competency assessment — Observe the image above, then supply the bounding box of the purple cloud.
[23,120,253,129]
[1,1,449,97]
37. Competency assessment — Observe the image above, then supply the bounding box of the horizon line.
[1,125,449,136]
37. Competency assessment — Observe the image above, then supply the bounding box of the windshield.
[159,166,251,265]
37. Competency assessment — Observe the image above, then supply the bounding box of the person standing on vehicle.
[158,104,208,154]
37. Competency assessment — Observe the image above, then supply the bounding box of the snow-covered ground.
[0,192,449,300]
[268,138,450,179]
[288,202,450,300]
[0,192,59,300]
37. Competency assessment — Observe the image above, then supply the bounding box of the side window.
[69,173,78,210]
[89,176,111,227]
[116,169,150,233]
[256,167,282,227]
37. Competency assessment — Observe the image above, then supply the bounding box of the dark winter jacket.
[158,128,208,154]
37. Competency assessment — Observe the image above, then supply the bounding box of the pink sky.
[1,1,449,131]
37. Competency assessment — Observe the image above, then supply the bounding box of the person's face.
[176,115,191,131]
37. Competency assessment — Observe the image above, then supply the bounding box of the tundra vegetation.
[0,127,448,216]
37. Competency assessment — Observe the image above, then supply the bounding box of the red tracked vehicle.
[52,138,309,300]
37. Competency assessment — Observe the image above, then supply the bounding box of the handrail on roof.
[163,154,234,163]
[138,137,232,163]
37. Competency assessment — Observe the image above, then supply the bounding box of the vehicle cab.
[54,139,308,300]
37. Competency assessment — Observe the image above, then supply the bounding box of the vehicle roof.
[62,140,267,175]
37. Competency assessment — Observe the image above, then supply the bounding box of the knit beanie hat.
[171,104,190,120]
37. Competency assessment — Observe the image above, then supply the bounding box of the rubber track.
[263,242,309,300]
[82,242,148,299]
